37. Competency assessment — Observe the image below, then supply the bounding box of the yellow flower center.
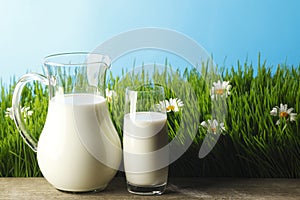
[167,105,175,112]
[216,89,224,95]
[211,127,217,132]
[106,96,112,103]
[279,111,289,118]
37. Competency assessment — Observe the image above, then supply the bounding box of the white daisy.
[5,107,13,120]
[270,103,297,125]
[105,88,117,103]
[210,80,231,100]
[5,106,33,120]
[21,107,33,119]
[165,98,184,112]
[158,98,184,113]
[201,119,225,134]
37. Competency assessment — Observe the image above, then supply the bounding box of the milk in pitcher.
[37,94,121,192]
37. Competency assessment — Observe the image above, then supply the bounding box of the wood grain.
[1,177,300,199]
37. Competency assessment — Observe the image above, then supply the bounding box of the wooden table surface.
[1,177,300,200]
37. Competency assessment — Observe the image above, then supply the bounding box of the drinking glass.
[123,84,169,195]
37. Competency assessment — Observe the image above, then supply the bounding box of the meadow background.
[0,0,300,177]
[1,59,300,177]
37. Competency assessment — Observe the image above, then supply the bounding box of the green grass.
[0,80,46,177]
[0,57,299,177]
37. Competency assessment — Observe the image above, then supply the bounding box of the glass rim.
[43,52,111,67]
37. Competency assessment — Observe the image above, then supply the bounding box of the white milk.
[37,94,122,192]
[123,112,169,186]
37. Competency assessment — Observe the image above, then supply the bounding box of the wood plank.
[1,177,300,199]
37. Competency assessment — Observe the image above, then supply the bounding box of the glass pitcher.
[12,52,122,192]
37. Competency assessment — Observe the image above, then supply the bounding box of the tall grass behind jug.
[1,56,300,178]
[0,79,46,177]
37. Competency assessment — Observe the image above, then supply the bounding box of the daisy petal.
[287,108,294,114]
[270,108,278,116]
[200,121,208,128]
[289,113,297,121]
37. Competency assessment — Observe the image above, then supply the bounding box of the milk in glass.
[123,112,168,186]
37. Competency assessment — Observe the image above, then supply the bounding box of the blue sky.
[0,0,299,83]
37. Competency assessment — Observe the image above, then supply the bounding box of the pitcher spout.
[86,53,111,96]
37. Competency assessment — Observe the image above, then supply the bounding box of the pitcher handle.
[12,73,49,152]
